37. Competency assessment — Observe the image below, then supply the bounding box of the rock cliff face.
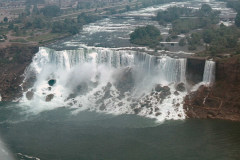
[0,45,38,101]
[186,58,205,84]
[184,55,240,121]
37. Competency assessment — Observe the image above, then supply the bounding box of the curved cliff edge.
[1,45,240,121]
[0,45,39,101]
[184,55,240,121]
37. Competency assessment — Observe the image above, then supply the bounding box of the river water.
[0,102,240,160]
[0,0,240,160]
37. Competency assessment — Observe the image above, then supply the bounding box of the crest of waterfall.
[21,47,188,122]
[203,60,216,85]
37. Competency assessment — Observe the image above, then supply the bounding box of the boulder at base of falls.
[176,83,185,92]
[26,91,34,100]
[134,108,141,114]
[159,87,171,99]
[162,86,170,92]
[48,79,56,86]
[155,85,170,93]
[99,104,106,111]
[115,67,134,95]
[155,84,163,92]
[174,91,179,96]
[155,86,171,103]
[46,94,54,102]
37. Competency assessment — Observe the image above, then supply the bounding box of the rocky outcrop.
[184,55,240,121]
[0,44,38,101]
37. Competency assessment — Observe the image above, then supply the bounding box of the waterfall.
[203,60,215,85]
[26,47,186,83]
[21,47,188,122]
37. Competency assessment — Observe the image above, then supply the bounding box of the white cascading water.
[203,60,216,86]
[20,47,188,122]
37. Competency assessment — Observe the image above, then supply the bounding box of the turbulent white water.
[20,47,190,121]
[203,60,216,85]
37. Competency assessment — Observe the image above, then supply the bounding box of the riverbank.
[184,54,240,121]
[0,44,38,101]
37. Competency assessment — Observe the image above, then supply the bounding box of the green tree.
[166,36,171,42]
[235,12,240,27]
[200,4,212,15]
[32,17,45,29]
[3,17,8,23]
[32,4,39,15]
[13,26,20,36]
[41,5,61,17]
[179,38,186,46]
[202,30,214,43]
[130,25,161,46]
[8,23,14,30]
[126,5,130,11]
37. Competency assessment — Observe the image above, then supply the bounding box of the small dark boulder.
[134,108,141,114]
[99,104,106,111]
[48,79,56,86]
[176,83,185,92]
[26,91,34,100]
[46,94,54,102]
[155,84,163,92]
[160,90,171,99]
[162,86,170,92]
[174,91,179,96]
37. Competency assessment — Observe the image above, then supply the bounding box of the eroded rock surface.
[184,55,240,121]
[0,45,38,101]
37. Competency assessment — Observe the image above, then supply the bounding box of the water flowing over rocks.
[114,67,134,96]
[175,83,185,92]
[20,47,189,121]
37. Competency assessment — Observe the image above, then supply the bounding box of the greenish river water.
[0,102,240,160]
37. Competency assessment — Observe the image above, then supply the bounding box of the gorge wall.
[184,55,240,121]
[0,45,38,101]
